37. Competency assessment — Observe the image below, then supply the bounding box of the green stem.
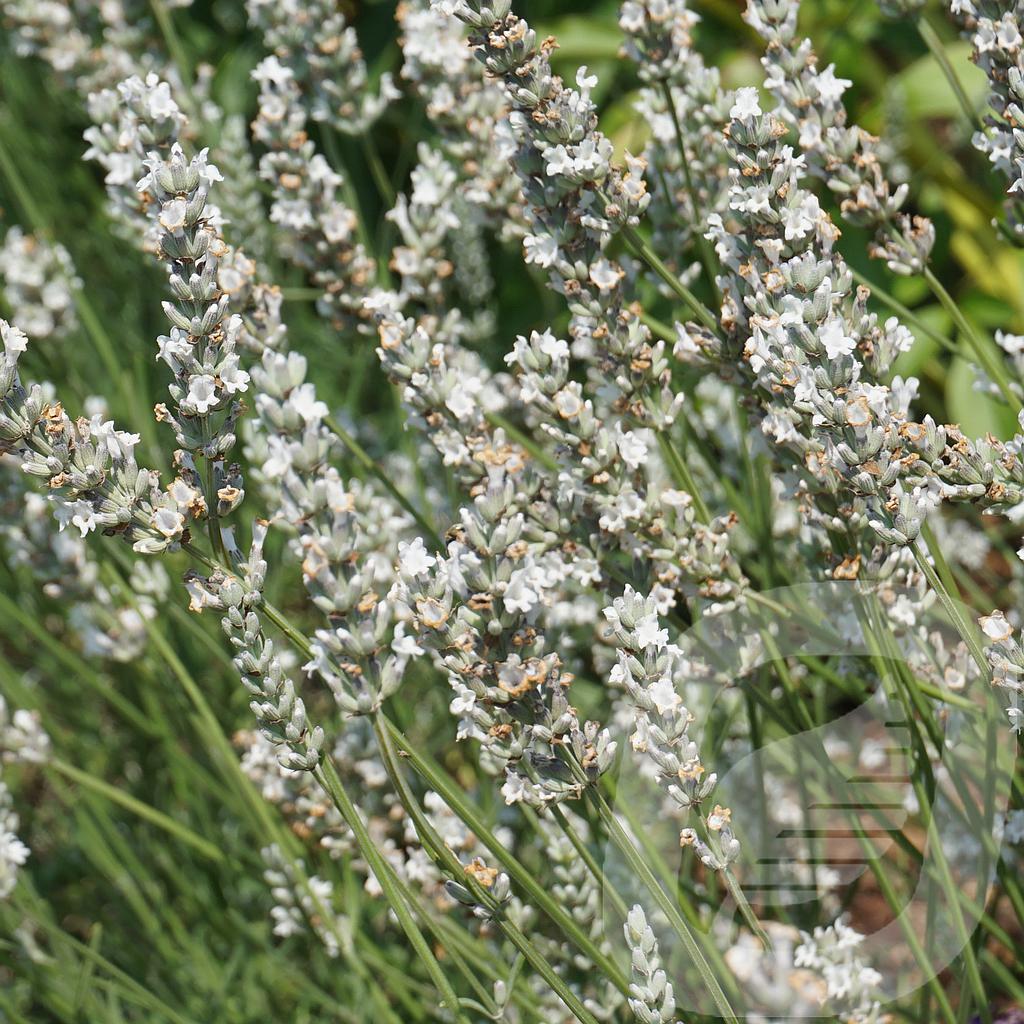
[983,949,1024,1005]
[314,757,471,1024]
[923,266,1021,411]
[48,758,224,863]
[584,786,739,1024]
[850,816,959,1024]
[324,415,443,548]
[361,133,397,207]
[849,267,956,355]
[656,430,712,523]
[917,17,982,131]
[14,909,201,1024]
[659,80,721,307]
[912,541,988,677]
[862,603,991,1024]
[381,718,632,996]
[371,717,600,1024]
[619,223,720,333]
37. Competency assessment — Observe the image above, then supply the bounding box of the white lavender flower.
[373,292,516,481]
[214,114,269,266]
[0,698,50,901]
[262,844,351,957]
[624,904,678,1024]
[392,481,618,807]
[979,608,1024,730]
[0,228,80,341]
[954,1,1024,238]
[440,2,663,431]
[0,698,50,766]
[84,73,189,250]
[2,0,150,93]
[0,782,30,900]
[620,0,733,291]
[248,6,378,326]
[794,917,883,1023]
[186,521,324,771]
[140,142,249,550]
[504,326,744,604]
[0,319,180,554]
[746,0,935,275]
[246,0,397,136]
[604,586,740,868]
[707,96,941,571]
[440,0,748,622]
[397,0,522,236]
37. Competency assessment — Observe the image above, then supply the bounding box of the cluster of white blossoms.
[246,0,397,137]
[0,697,50,767]
[979,609,1024,730]
[623,904,679,1024]
[395,0,521,329]
[0,698,49,900]
[296,472,415,719]
[619,0,734,290]
[604,586,739,869]
[84,73,190,250]
[215,114,271,267]
[468,11,668,431]
[1,0,159,93]
[0,467,169,661]
[397,0,522,235]
[262,844,350,958]
[504,324,744,602]
[248,2,380,327]
[186,521,325,772]
[953,1,1024,237]
[372,292,515,478]
[0,318,179,555]
[7,1,1024,1019]
[385,142,499,333]
[134,143,250,553]
[706,89,935,572]
[747,0,934,274]
[0,228,80,342]
[794,918,883,1023]
[391,485,619,808]
[0,784,29,902]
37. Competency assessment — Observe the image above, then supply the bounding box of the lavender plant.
[2,3,1024,1023]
